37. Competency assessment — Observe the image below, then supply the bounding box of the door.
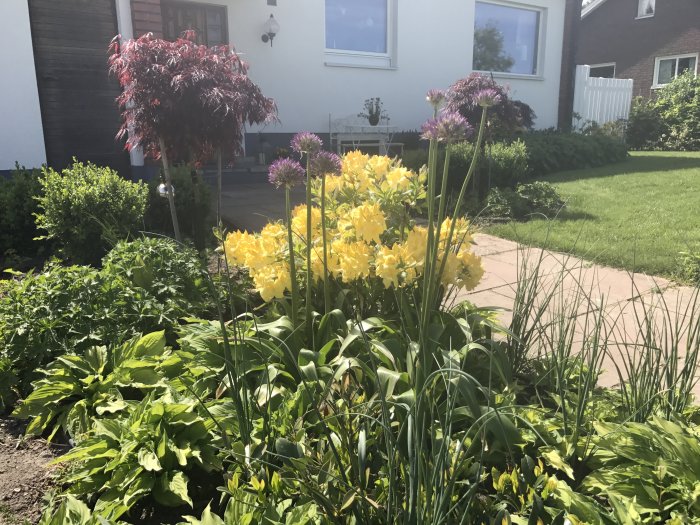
[28,0,129,173]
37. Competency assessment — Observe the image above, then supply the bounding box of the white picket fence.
[572,65,634,128]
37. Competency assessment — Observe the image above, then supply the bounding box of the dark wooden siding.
[28,0,129,173]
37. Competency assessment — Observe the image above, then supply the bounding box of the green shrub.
[0,166,49,268]
[0,238,214,409]
[144,165,212,249]
[653,70,700,151]
[626,96,665,150]
[678,251,700,285]
[35,161,148,264]
[521,131,628,177]
[103,236,211,314]
[484,182,564,221]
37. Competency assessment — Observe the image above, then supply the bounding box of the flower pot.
[368,114,380,126]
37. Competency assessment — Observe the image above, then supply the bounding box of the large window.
[325,0,388,54]
[637,0,655,18]
[473,1,542,76]
[162,1,228,47]
[653,54,698,87]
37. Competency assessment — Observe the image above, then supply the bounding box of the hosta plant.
[13,331,172,441]
[52,391,224,522]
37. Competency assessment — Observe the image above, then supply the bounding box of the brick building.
[577,0,699,97]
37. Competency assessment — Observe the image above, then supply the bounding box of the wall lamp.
[261,14,280,46]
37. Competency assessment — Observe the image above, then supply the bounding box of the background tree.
[473,25,514,73]
[109,31,276,240]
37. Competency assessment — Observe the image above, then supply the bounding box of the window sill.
[635,14,654,19]
[651,84,668,89]
[479,71,544,81]
[324,50,395,70]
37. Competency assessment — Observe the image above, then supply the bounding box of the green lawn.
[486,151,700,279]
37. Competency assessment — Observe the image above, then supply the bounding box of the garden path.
[465,234,699,395]
[219,182,699,395]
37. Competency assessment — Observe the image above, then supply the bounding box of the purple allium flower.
[310,150,342,177]
[421,111,474,144]
[268,157,305,188]
[290,132,323,155]
[426,89,446,109]
[474,88,502,108]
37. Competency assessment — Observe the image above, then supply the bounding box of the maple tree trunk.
[158,137,182,242]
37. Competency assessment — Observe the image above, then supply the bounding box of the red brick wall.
[131,0,163,38]
[577,0,700,97]
[558,0,582,129]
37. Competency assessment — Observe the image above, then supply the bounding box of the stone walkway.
[220,181,700,395]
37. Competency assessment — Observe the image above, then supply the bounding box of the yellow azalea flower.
[440,251,461,286]
[324,174,344,194]
[439,217,473,248]
[375,244,404,288]
[351,203,387,244]
[383,166,413,192]
[250,263,291,302]
[291,204,322,240]
[403,226,428,267]
[332,240,372,281]
[342,150,370,176]
[457,250,484,291]
[366,155,392,179]
[224,230,256,266]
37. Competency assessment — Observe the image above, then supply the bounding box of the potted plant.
[358,97,388,126]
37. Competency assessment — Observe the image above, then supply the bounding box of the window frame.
[589,62,616,78]
[324,0,398,70]
[161,1,229,47]
[636,0,655,19]
[652,53,699,88]
[472,0,547,80]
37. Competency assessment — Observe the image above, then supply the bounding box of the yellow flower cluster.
[223,153,483,303]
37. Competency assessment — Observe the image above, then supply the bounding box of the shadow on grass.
[539,154,700,184]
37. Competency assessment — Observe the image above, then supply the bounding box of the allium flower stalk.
[268,158,305,188]
[474,88,502,108]
[290,132,323,156]
[421,111,474,144]
[426,89,446,115]
[310,151,342,177]
[310,151,341,313]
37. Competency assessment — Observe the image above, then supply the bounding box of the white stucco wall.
[217,0,566,133]
[0,1,46,170]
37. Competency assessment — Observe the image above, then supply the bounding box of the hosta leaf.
[153,471,193,507]
[541,447,575,480]
[138,448,162,472]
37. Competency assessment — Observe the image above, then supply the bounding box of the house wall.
[578,0,700,97]
[130,0,567,140]
[0,0,46,171]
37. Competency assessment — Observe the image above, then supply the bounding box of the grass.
[486,151,700,279]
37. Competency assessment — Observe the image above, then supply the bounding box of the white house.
[0,0,580,174]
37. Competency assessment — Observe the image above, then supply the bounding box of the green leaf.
[153,471,193,507]
[541,447,575,480]
[137,448,162,472]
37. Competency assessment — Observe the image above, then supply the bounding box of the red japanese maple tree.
[108,31,277,239]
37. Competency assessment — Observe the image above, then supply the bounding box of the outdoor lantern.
[261,14,279,46]
[157,182,174,198]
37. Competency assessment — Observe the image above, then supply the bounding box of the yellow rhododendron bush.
[224,151,483,314]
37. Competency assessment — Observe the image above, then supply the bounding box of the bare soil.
[0,418,63,525]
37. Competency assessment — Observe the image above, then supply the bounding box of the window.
[589,63,616,78]
[473,1,542,76]
[324,0,395,68]
[653,53,698,87]
[162,1,228,47]
[637,0,655,18]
